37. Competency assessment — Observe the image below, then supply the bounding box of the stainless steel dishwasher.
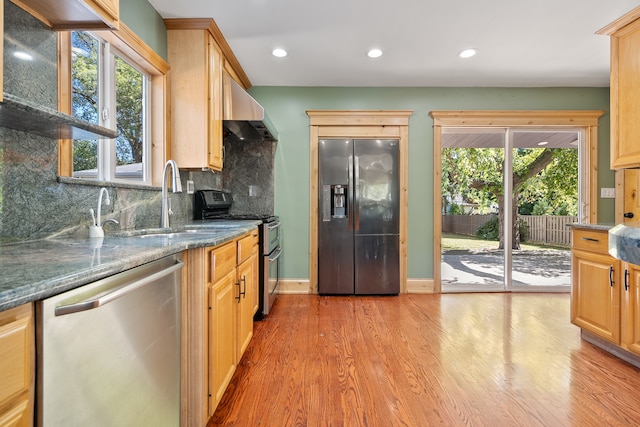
[36,254,183,427]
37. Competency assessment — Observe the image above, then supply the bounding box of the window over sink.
[71,31,150,183]
[58,24,170,187]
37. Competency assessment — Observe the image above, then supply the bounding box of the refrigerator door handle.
[348,156,354,230]
[354,155,360,231]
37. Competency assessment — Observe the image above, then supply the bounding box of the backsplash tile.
[222,137,275,216]
[4,0,57,106]
[0,1,274,242]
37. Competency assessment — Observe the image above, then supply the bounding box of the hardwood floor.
[208,293,640,426]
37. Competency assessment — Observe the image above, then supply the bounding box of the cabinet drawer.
[209,242,236,283]
[572,229,609,254]
[237,234,255,265]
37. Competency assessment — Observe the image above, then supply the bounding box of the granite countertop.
[567,223,614,231]
[609,223,640,265]
[0,220,260,312]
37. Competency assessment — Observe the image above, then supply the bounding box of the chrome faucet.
[89,187,119,238]
[161,160,183,228]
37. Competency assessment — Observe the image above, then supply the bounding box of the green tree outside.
[442,146,578,249]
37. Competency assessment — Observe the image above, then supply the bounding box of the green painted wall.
[248,86,614,281]
[120,0,167,60]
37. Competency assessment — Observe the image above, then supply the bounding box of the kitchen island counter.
[0,220,260,312]
[609,222,640,265]
[567,222,614,231]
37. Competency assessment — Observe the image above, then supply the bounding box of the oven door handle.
[268,247,283,262]
[267,221,281,230]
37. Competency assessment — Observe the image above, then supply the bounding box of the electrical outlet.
[600,187,615,198]
[186,180,195,194]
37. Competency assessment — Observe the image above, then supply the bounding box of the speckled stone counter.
[0,220,260,312]
[567,223,614,231]
[609,223,640,265]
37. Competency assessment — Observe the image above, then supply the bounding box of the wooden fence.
[442,214,576,247]
[442,214,495,236]
[520,215,576,247]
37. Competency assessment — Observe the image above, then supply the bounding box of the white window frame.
[72,31,152,185]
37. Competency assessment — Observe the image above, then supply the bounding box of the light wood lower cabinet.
[236,248,256,358]
[0,303,34,427]
[181,229,259,425]
[623,263,640,355]
[209,269,237,410]
[571,246,621,343]
[571,227,640,364]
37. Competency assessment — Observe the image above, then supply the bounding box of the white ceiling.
[147,0,639,88]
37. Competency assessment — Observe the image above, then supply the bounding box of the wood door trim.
[430,110,604,293]
[307,110,413,294]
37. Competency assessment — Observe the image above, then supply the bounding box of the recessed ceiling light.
[367,48,383,58]
[458,48,478,59]
[272,48,287,58]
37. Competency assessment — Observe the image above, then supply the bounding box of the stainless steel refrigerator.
[318,138,400,295]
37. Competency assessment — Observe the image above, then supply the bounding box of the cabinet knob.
[624,212,635,219]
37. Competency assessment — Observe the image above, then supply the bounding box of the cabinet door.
[208,271,237,415]
[167,25,224,171]
[236,255,255,359]
[571,250,621,344]
[611,20,640,168]
[0,303,33,427]
[252,242,260,315]
[624,264,640,356]
[208,35,223,170]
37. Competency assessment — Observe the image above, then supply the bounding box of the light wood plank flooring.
[208,293,640,426]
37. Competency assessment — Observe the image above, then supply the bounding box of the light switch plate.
[600,187,615,198]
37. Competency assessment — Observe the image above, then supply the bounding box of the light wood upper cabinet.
[599,7,640,169]
[165,20,224,171]
[0,303,34,427]
[165,18,253,171]
[12,0,119,29]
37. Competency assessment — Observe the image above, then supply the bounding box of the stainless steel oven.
[194,189,282,319]
[260,218,282,319]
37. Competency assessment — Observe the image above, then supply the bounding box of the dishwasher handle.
[55,260,184,316]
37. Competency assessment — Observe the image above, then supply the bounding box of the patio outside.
[441,232,571,291]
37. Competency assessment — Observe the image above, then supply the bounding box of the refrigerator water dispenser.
[322,184,348,221]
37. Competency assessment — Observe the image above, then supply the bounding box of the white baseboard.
[278,278,436,294]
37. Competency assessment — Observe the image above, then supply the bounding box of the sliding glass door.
[441,127,578,292]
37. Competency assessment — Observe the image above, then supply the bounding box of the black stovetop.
[194,189,277,223]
